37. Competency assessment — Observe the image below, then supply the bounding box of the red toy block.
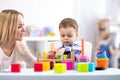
[11,63,21,72]
[34,63,43,72]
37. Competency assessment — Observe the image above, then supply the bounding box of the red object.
[34,63,43,72]
[49,54,55,59]
[11,63,21,72]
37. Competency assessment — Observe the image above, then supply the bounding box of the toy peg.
[71,51,74,61]
[49,43,55,51]
[71,51,75,70]
[36,51,40,62]
[43,51,47,60]
[64,55,67,60]
[81,38,84,56]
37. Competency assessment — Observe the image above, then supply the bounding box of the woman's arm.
[16,41,36,68]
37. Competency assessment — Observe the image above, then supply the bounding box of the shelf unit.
[23,37,60,41]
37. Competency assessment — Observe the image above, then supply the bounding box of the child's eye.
[68,35,72,37]
[61,35,65,37]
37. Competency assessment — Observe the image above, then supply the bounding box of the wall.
[0,0,107,61]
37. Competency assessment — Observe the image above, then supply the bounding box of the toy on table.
[11,63,21,72]
[59,54,73,70]
[76,38,95,72]
[96,51,109,70]
[76,38,89,62]
[48,43,56,69]
[54,63,66,73]
[34,51,43,72]
[11,58,24,72]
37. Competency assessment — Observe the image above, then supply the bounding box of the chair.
[45,40,93,61]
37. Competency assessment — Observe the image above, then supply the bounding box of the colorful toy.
[96,51,109,70]
[42,61,50,71]
[32,40,96,73]
[88,62,95,72]
[34,51,43,72]
[77,63,89,72]
[61,61,73,70]
[76,38,89,62]
[11,63,21,72]
[34,63,43,72]
[54,63,66,73]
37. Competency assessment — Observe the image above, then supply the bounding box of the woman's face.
[15,14,25,41]
[59,27,78,46]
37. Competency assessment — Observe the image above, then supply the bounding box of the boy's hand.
[56,48,65,57]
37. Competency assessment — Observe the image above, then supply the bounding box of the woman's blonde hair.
[0,9,23,47]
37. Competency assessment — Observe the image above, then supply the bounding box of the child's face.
[59,27,78,46]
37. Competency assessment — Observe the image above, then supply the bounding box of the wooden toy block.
[77,63,89,72]
[61,61,73,70]
[11,63,21,72]
[34,63,43,72]
[54,63,66,73]
[88,62,95,72]
[42,61,50,71]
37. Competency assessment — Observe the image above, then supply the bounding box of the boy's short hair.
[59,18,79,32]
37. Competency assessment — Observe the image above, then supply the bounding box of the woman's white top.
[0,47,36,71]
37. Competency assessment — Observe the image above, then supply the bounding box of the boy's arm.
[109,45,116,54]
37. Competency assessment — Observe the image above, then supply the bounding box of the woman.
[0,9,36,71]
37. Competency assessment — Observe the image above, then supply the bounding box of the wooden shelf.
[23,37,60,41]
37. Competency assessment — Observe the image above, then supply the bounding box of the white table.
[0,68,120,80]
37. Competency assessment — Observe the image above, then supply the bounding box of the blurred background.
[0,0,120,68]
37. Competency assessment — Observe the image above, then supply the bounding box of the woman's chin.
[16,38,23,41]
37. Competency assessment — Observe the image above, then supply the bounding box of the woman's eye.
[18,25,22,28]
[18,24,24,28]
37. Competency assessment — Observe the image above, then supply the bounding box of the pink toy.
[61,61,73,70]
[76,38,89,62]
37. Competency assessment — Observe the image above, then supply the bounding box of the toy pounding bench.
[10,39,98,73]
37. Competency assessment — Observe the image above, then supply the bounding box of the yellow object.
[64,55,67,60]
[77,63,89,72]
[43,51,47,60]
[54,63,66,73]
[42,61,50,71]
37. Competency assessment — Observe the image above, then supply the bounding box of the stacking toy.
[11,63,21,72]
[76,38,89,62]
[96,51,109,69]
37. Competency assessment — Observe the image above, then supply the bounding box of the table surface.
[0,68,120,80]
